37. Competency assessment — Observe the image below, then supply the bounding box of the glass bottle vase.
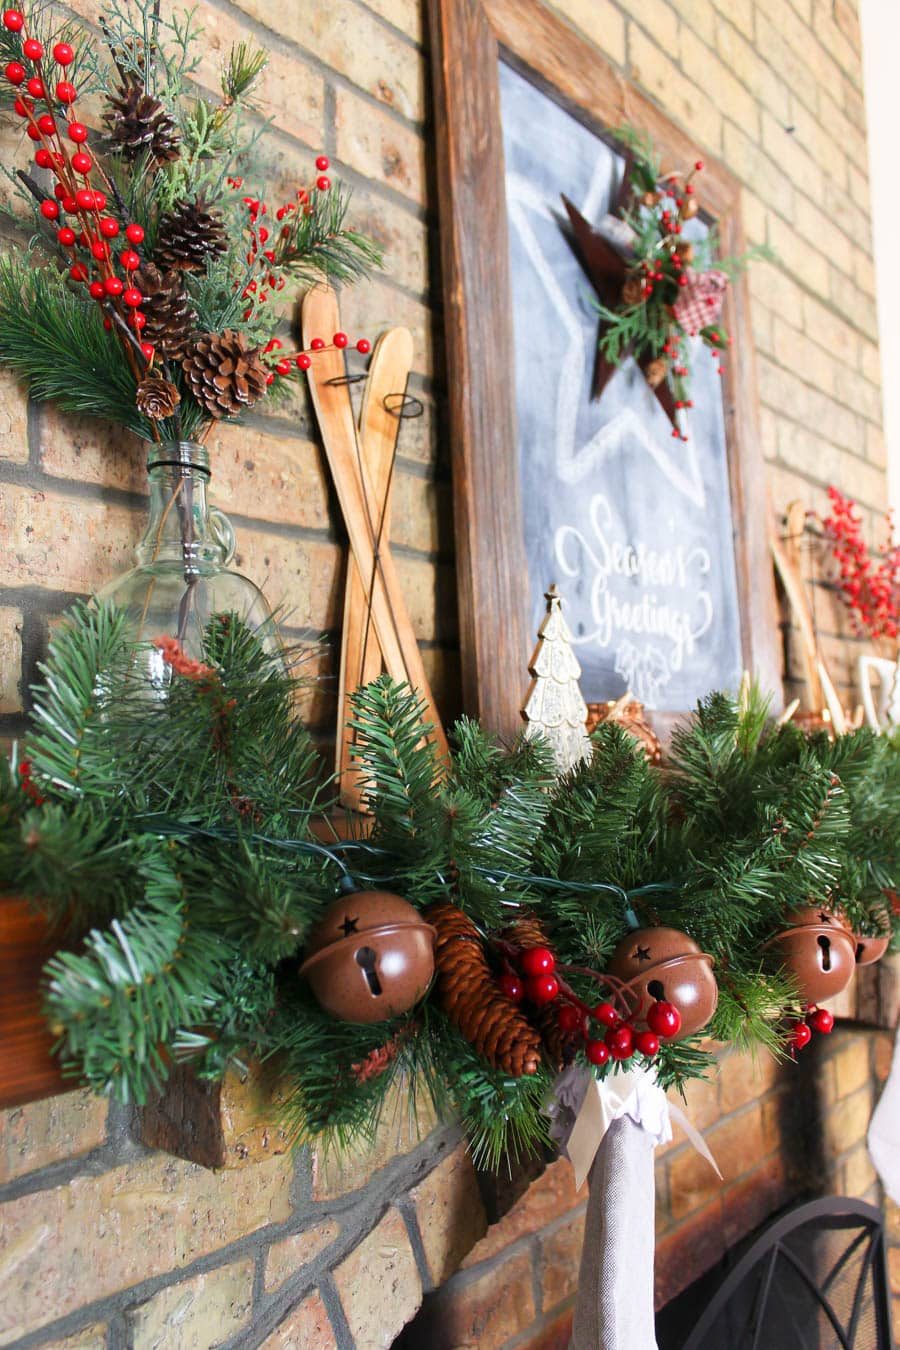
[96,441,280,692]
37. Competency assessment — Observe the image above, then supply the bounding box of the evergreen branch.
[43,861,233,1102]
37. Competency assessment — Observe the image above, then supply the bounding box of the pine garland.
[1,601,897,1163]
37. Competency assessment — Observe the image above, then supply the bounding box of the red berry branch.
[496,939,683,1071]
[817,486,899,642]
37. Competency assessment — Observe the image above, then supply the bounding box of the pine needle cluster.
[1,605,897,1166]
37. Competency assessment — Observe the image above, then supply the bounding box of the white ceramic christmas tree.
[522,584,592,773]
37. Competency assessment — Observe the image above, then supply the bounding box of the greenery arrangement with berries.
[2,601,897,1166]
[818,486,899,644]
[0,1,381,444]
[565,127,769,442]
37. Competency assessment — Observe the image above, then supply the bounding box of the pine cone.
[645,357,668,388]
[426,901,542,1077]
[105,79,180,164]
[502,911,550,951]
[622,275,644,306]
[155,199,227,272]
[534,1002,581,1072]
[181,330,268,419]
[135,373,180,420]
[134,263,197,359]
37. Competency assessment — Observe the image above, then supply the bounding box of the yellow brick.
[0,605,22,715]
[628,25,722,154]
[741,188,769,247]
[829,268,879,342]
[259,1292,335,1349]
[0,1153,293,1343]
[311,1076,438,1200]
[667,0,716,44]
[552,0,627,65]
[802,294,858,368]
[340,181,429,298]
[833,1036,874,1099]
[39,1327,107,1350]
[848,164,871,216]
[358,0,424,44]
[613,0,679,51]
[710,0,753,38]
[409,1143,488,1285]
[772,316,841,393]
[193,8,325,149]
[761,113,825,203]
[340,277,434,379]
[127,1260,255,1349]
[333,1207,423,1348]
[722,122,794,221]
[766,214,829,298]
[680,27,758,133]
[865,423,888,469]
[203,421,332,533]
[853,246,877,299]
[859,340,882,389]
[0,482,138,594]
[749,259,805,317]
[232,529,341,630]
[759,405,779,462]
[754,11,819,113]
[39,408,143,493]
[793,196,854,277]
[264,1222,340,1293]
[335,87,426,204]
[232,0,425,123]
[819,91,867,177]
[0,367,28,464]
[843,1145,878,1199]
[715,16,790,122]
[815,0,861,77]
[0,1089,107,1185]
[824,1084,874,1158]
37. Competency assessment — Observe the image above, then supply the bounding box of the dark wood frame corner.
[428,0,782,741]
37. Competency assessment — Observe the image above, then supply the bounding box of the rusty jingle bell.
[299,890,436,1023]
[851,930,890,967]
[769,906,857,1003]
[607,925,718,1039]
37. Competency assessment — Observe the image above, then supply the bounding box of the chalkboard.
[499,62,744,712]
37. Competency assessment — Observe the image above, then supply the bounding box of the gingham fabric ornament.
[672,268,729,336]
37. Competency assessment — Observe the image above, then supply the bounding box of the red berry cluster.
[819,487,899,642]
[579,995,681,1067]
[788,1003,834,1053]
[17,756,44,805]
[3,12,155,365]
[235,157,336,323]
[260,331,372,386]
[498,944,682,1070]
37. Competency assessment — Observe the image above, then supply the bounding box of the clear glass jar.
[97,441,280,693]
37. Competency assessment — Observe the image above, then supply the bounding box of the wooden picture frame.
[429,0,781,741]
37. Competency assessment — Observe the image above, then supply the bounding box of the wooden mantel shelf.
[0,894,66,1107]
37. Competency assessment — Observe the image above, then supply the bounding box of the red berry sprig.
[818,487,899,642]
[2,12,153,388]
[260,332,372,386]
[788,1003,835,1055]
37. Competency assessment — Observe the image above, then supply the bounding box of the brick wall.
[0,0,896,1346]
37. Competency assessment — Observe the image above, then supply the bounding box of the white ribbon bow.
[547,1064,722,1190]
